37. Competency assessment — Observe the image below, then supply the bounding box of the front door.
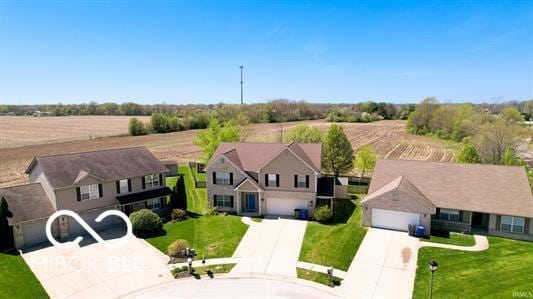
[245,193,256,212]
[471,212,487,228]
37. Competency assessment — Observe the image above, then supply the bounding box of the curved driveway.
[126,276,342,299]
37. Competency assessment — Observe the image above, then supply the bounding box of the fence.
[188,162,207,188]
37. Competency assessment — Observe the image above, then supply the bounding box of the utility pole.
[240,66,244,104]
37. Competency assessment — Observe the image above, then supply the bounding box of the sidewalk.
[420,235,489,252]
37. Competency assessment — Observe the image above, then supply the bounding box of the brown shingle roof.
[209,142,321,172]
[368,160,533,218]
[0,183,56,225]
[26,147,168,189]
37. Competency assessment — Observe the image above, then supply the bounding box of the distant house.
[205,142,346,217]
[361,159,533,241]
[0,147,171,249]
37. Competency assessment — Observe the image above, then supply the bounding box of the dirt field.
[0,119,458,187]
[0,116,150,148]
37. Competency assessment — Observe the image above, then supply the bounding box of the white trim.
[73,171,105,185]
[234,177,263,192]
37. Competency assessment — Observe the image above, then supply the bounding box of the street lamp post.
[428,260,438,299]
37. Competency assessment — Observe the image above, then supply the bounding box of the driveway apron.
[231,218,307,277]
[339,228,420,299]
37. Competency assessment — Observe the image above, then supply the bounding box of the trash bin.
[415,226,425,238]
[408,224,415,237]
[300,209,308,220]
[294,209,301,219]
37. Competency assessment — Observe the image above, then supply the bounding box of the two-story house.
[206,142,340,217]
[0,147,172,249]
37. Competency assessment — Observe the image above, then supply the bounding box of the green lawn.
[166,176,178,189]
[413,237,533,299]
[298,197,367,271]
[424,231,476,246]
[192,166,206,182]
[0,251,48,298]
[178,166,208,214]
[296,268,343,287]
[146,214,247,259]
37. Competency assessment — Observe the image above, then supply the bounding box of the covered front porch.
[431,208,489,233]
[116,187,172,216]
[234,177,263,215]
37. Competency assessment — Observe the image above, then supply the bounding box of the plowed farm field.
[0,118,459,187]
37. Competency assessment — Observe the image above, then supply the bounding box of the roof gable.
[369,160,533,218]
[235,177,263,192]
[362,176,436,213]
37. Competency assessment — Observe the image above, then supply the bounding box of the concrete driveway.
[339,228,420,299]
[231,217,307,277]
[22,228,173,299]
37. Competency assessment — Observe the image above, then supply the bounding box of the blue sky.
[0,0,531,105]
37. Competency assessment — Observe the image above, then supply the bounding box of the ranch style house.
[361,159,533,241]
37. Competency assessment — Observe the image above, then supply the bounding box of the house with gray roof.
[361,159,533,241]
[0,147,172,249]
[205,142,346,217]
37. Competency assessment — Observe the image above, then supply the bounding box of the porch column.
[258,192,261,215]
[236,191,240,214]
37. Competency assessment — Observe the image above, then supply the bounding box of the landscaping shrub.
[203,205,218,216]
[171,265,190,278]
[313,205,332,223]
[171,208,187,221]
[129,209,163,236]
[167,239,190,259]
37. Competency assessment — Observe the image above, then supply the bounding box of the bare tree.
[473,121,524,163]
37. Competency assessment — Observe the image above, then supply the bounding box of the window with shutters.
[80,184,99,200]
[215,195,233,207]
[267,174,277,186]
[216,172,231,185]
[145,174,159,188]
[119,179,129,193]
[297,175,306,188]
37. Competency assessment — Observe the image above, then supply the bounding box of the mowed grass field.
[0,117,459,187]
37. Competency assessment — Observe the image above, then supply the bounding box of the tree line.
[407,97,532,166]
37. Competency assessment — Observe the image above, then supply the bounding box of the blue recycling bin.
[415,226,425,238]
[300,209,308,220]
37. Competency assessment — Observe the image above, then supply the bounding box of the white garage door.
[69,210,118,236]
[372,208,420,231]
[267,197,308,216]
[23,219,49,247]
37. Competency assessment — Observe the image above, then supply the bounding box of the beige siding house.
[0,147,171,249]
[361,159,533,241]
[206,142,341,217]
